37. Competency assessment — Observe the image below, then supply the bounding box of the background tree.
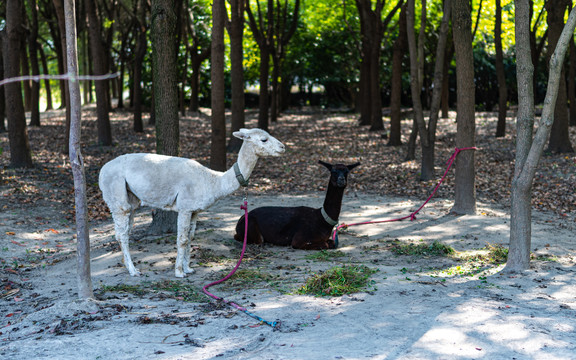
[494,0,508,137]
[85,0,112,146]
[354,0,403,131]
[226,0,246,152]
[450,0,476,215]
[545,0,574,153]
[148,0,180,234]
[210,0,226,171]
[246,0,274,131]
[27,0,42,127]
[268,0,300,123]
[4,0,33,168]
[387,3,407,147]
[507,2,576,272]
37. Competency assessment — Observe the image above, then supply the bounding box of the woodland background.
[1,0,576,295]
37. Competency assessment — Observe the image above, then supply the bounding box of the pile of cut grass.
[390,240,455,257]
[296,265,378,297]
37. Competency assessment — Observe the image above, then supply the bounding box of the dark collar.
[233,163,249,187]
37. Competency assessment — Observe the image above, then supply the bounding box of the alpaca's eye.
[261,138,268,143]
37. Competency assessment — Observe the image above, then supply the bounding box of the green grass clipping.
[296,265,378,297]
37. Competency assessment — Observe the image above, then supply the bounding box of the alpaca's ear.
[347,162,361,171]
[233,128,250,140]
[319,160,332,171]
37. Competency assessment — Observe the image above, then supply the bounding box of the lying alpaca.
[234,161,360,249]
[99,128,285,277]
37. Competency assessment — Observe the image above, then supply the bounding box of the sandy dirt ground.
[1,191,575,360]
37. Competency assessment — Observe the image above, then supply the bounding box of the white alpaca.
[99,128,285,277]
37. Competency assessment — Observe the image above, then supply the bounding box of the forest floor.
[0,107,575,359]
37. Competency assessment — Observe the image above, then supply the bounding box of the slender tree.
[387,3,407,147]
[450,0,476,215]
[28,0,42,126]
[506,2,576,272]
[246,0,274,131]
[86,0,113,146]
[494,0,508,137]
[226,0,246,152]
[64,0,93,299]
[545,0,574,153]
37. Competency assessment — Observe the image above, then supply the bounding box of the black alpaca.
[234,161,360,249]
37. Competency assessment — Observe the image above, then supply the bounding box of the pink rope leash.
[202,199,279,328]
[332,147,477,246]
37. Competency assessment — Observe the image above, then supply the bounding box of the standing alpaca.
[234,161,360,249]
[99,128,285,277]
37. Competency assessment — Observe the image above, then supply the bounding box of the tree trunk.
[149,0,180,234]
[64,0,94,299]
[28,0,41,127]
[568,32,576,127]
[421,0,451,181]
[133,3,148,133]
[86,0,113,146]
[4,0,33,168]
[507,2,576,272]
[495,0,508,137]
[210,0,227,171]
[451,0,476,215]
[546,0,574,153]
[39,45,54,111]
[52,0,71,153]
[226,0,246,152]
[0,37,5,133]
[388,4,407,147]
[257,48,271,131]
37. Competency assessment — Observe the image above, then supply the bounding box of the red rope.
[202,199,249,311]
[332,147,477,243]
[202,200,280,327]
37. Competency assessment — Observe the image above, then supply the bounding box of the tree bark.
[86,0,113,146]
[133,0,148,133]
[28,0,41,127]
[507,2,576,272]
[388,4,407,147]
[226,0,246,152]
[210,0,226,171]
[64,0,94,299]
[149,0,180,234]
[4,0,33,168]
[450,0,476,215]
[546,0,574,153]
[52,0,71,153]
[0,35,6,133]
[494,0,508,137]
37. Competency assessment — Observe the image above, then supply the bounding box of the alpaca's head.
[319,161,361,188]
[233,128,285,157]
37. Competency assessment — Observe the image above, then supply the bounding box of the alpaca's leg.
[183,212,198,274]
[113,210,140,276]
[175,210,192,278]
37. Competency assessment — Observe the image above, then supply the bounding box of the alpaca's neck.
[220,142,259,194]
[323,181,346,221]
[235,143,259,180]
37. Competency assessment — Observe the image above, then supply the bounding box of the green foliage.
[296,265,378,297]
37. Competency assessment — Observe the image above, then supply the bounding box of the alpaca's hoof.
[184,266,195,274]
[129,269,142,277]
[175,270,185,278]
